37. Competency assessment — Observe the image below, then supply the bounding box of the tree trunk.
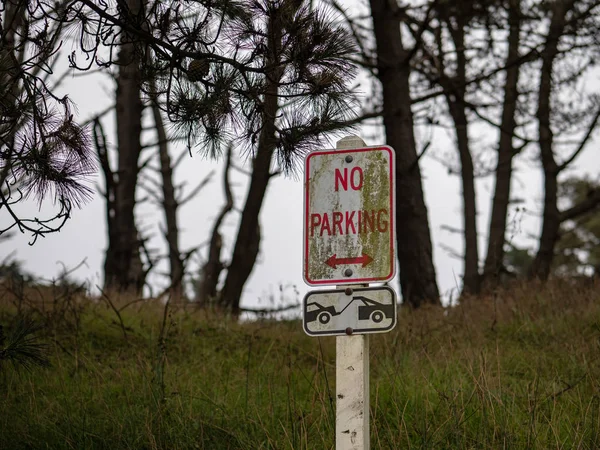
[528,2,570,280]
[447,101,479,294]
[483,0,522,286]
[370,0,440,307]
[441,18,479,295]
[103,0,145,294]
[219,8,284,314]
[0,2,25,187]
[219,148,272,314]
[196,146,234,307]
[151,100,184,300]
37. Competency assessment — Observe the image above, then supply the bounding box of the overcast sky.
[2,2,599,311]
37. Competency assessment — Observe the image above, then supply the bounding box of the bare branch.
[557,106,600,172]
[196,144,235,306]
[178,170,215,206]
[559,189,600,223]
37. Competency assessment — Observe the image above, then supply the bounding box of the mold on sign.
[303,146,396,285]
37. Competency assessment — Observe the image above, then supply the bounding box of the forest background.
[1,0,599,312]
[1,1,600,448]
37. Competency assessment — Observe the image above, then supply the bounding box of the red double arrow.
[326,253,373,269]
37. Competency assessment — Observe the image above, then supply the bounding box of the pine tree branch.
[559,189,600,223]
[557,106,600,172]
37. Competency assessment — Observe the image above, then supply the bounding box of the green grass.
[1,280,600,449]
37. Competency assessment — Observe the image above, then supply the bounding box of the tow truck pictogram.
[305,295,395,325]
[302,286,397,336]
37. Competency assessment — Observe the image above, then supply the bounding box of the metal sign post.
[302,136,397,450]
[336,137,371,450]
[336,332,369,449]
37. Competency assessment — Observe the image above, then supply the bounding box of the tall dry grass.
[0,278,598,449]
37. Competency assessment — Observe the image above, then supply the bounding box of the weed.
[0,280,599,449]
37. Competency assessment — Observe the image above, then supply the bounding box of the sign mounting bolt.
[345,155,353,163]
[344,268,353,277]
[345,287,353,296]
[345,327,353,335]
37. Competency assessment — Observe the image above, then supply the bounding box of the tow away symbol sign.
[303,286,397,336]
[303,146,396,285]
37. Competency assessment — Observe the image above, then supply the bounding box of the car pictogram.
[354,296,395,322]
[305,302,340,324]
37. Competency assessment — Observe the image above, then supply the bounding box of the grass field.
[1,280,600,449]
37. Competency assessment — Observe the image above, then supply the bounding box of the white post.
[335,136,370,450]
[336,334,369,449]
[336,135,366,152]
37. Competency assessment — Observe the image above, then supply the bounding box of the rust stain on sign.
[303,146,396,285]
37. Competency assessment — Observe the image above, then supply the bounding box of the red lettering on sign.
[311,209,390,237]
[377,209,388,232]
[351,167,363,190]
[320,213,331,236]
[310,213,321,237]
[345,211,356,234]
[334,168,347,191]
[363,210,374,233]
[333,212,343,235]
[334,167,364,191]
